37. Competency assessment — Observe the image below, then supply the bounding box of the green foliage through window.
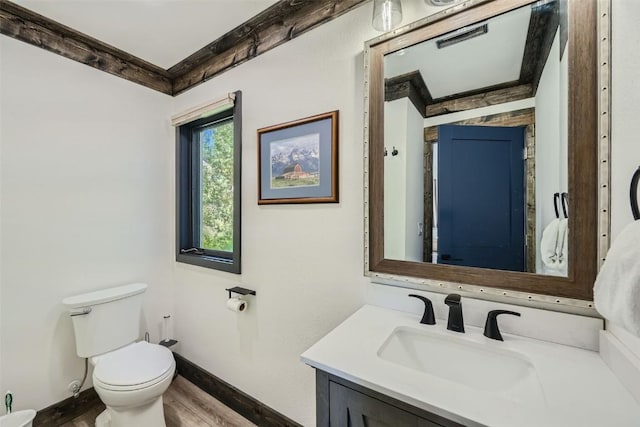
[199,120,234,252]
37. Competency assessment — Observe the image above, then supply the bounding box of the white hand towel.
[594,220,640,337]
[556,218,569,272]
[540,219,560,268]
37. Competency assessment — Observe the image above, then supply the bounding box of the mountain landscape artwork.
[270,133,320,189]
[258,110,338,204]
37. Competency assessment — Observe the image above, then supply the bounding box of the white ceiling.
[15,0,280,68]
[384,4,532,99]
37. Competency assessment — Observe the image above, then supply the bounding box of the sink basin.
[378,326,536,392]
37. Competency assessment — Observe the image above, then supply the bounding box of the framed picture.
[258,111,339,204]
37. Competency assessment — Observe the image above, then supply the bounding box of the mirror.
[366,0,600,301]
[383,2,568,276]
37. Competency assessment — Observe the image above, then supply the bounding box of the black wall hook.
[553,193,560,219]
[391,146,399,156]
[561,192,569,218]
[631,166,640,220]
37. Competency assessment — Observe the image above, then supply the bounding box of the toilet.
[63,283,175,427]
[0,410,36,427]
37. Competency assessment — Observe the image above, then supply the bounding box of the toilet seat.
[93,341,174,391]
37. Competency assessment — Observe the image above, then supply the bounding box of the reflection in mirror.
[382,1,569,276]
[367,0,600,302]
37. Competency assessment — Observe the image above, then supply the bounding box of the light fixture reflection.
[372,0,403,32]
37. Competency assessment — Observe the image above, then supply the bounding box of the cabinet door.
[329,382,442,427]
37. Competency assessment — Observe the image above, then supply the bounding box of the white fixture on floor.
[0,410,36,427]
[63,283,175,427]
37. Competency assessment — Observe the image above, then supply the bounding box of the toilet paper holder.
[225,286,256,299]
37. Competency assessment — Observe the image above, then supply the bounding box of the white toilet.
[63,283,176,427]
[0,410,36,427]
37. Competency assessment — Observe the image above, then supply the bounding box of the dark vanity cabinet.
[316,370,464,427]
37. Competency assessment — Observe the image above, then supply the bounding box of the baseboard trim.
[33,387,104,427]
[174,353,302,427]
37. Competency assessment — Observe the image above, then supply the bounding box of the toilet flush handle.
[70,307,92,317]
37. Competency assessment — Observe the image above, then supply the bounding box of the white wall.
[169,3,437,425]
[405,99,425,261]
[384,98,424,261]
[609,0,640,360]
[384,99,409,259]
[0,38,174,411]
[534,32,567,274]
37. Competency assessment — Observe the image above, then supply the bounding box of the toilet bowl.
[62,283,176,427]
[0,410,36,427]
[91,341,176,427]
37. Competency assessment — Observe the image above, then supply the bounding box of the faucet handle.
[483,310,521,341]
[444,293,461,306]
[408,294,436,325]
[444,293,464,333]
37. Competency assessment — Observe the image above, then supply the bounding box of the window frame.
[175,91,242,273]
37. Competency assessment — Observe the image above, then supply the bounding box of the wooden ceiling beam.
[519,0,560,94]
[169,0,370,96]
[424,107,534,142]
[425,83,533,118]
[1,0,369,96]
[385,71,432,118]
[0,0,173,95]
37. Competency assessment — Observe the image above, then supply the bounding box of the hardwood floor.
[60,376,256,427]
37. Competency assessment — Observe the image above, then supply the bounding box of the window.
[175,91,241,273]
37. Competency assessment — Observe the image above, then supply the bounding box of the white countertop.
[301,305,640,427]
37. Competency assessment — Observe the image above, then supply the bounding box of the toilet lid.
[93,341,174,387]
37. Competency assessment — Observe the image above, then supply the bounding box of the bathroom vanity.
[315,370,462,427]
[301,305,640,427]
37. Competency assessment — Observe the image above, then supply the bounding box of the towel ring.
[631,166,640,220]
[553,193,560,219]
[561,192,569,218]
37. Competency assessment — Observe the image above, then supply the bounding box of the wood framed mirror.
[365,0,603,304]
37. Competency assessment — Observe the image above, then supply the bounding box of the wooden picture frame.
[258,111,339,205]
[365,0,600,302]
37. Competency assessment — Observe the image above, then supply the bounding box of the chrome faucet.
[444,294,464,333]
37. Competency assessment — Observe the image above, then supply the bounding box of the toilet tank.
[62,283,148,358]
